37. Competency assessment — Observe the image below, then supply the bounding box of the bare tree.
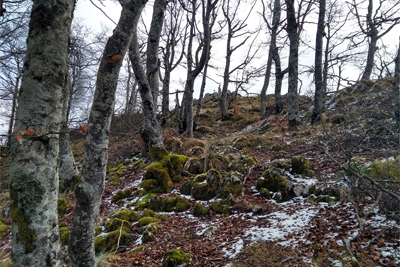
[349,0,400,80]
[260,0,284,118]
[219,0,256,120]
[180,0,219,137]
[9,0,75,265]
[394,40,400,125]
[160,3,187,126]
[311,0,326,124]
[68,1,146,265]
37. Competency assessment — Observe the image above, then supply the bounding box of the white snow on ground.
[223,197,319,258]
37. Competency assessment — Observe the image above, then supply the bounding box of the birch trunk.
[9,1,75,266]
[361,0,377,81]
[194,53,211,130]
[311,0,326,124]
[68,1,146,266]
[273,48,286,114]
[285,0,300,127]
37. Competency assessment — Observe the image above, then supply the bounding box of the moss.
[256,168,292,202]
[230,157,257,172]
[195,174,207,183]
[109,174,121,186]
[140,179,158,191]
[142,209,156,217]
[192,203,209,217]
[134,189,147,197]
[142,163,173,193]
[95,226,101,236]
[94,229,127,254]
[10,204,36,253]
[112,209,141,222]
[148,196,190,212]
[154,214,168,221]
[162,249,191,267]
[130,246,146,253]
[0,220,8,240]
[180,178,195,195]
[206,169,221,185]
[138,217,159,227]
[291,156,313,176]
[191,183,217,201]
[10,169,45,211]
[139,222,160,243]
[149,146,169,161]
[307,195,338,205]
[111,189,131,203]
[188,159,204,174]
[259,188,271,199]
[330,113,345,124]
[219,173,243,198]
[59,227,69,246]
[131,159,145,171]
[271,159,291,171]
[210,197,234,215]
[367,158,400,181]
[134,193,157,211]
[104,218,130,233]
[57,198,69,216]
[207,154,230,171]
[59,173,81,192]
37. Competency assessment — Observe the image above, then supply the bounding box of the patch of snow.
[222,238,244,258]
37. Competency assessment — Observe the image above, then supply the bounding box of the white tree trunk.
[9,1,75,266]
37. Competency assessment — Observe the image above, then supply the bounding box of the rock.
[162,249,191,267]
[111,189,131,203]
[192,203,209,217]
[256,167,293,202]
[291,156,313,176]
[94,229,127,254]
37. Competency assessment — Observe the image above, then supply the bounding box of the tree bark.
[311,0,326,124]
[361,0,377,80]
[285,0,300,127]
[194,52,211,130]
[147,0,168,110]
[393,39,400,125]
[59,77,79,187]
[273,47,287,114]
[128,0,165,150]
[68,1,146,266]
[9,1,75,266]
[260,0,280,120]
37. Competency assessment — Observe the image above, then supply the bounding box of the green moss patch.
[162,249,191,267]
[307,195,338,205]
[111,209,141,222]
[130,246,146,253]
[0,220,9,240]
[180,178,195,195]
[138,217,159,227]
[219,173,243,198]
[111,189,131,203]
[291,156,313,176]
[134,193,157,211]
[131,159,145,171]
[57,198,69,216]
[192,203,209,217]
[256,168,293,202]
[210,195,235,215]
[191,182,217,201]
[139,222,160,243]
[59,226,69,246]
[141,154,188,193]
[104,218,130,233]
[94,229,127,254]
[10,204,36,253]
[148,196,191,212]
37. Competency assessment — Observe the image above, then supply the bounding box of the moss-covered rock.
[94,229,127,254]
[111,209,141,222]
[307,195,338,205]
[188,158,204,174]
[134,193,157,211]
[57,198,69,216]
[141,154,188,193]
[139,222,160,243]
[367,157,400,181]
[131,159,145,171]
[192,203,209,217]
[291,156,313,176]
[59,226,69,246]
[111,189,131,203]
[229,157,257,172]
[270,159,291,171]
[218,172,243,198]
[207,154,230,171]
[104,218,131,233]
[256,168,292,202]
[107,164,127,185]
[95,226,101,236]
[210,194,235,215]
[162,249,191,267]
[259,188,271,199]
[180,178,195,195]
[138,217,159,227]
[149,146,170,161]
[195,173,207,183]
[191,182,217,201]
[148,196,191,212]
[142,209,156,217]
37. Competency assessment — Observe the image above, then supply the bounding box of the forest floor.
[0,79,399,266]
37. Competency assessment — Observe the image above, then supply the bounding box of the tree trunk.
[147,0,168,110]
[194,53,211,130]
[161,48,171,126]
[128,1,165,151]
[9,1,75,266]
[260,0,280,120]
[273,47,286,114]
[59,77,79,188]
[68,1,145,266]
[393,40,400,125]
[311,0,326,124]
[220,30,232,120]
[361,0,377,81]
[285,0,300,127]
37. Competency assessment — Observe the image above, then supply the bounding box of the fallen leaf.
[16,134,22,144]
[80,126,88,133]
[107,53,123,63]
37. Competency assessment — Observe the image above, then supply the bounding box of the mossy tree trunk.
[311,0,326,124]
[128,0,166,150]
[68,1,146,266]
[9,0,75,266]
